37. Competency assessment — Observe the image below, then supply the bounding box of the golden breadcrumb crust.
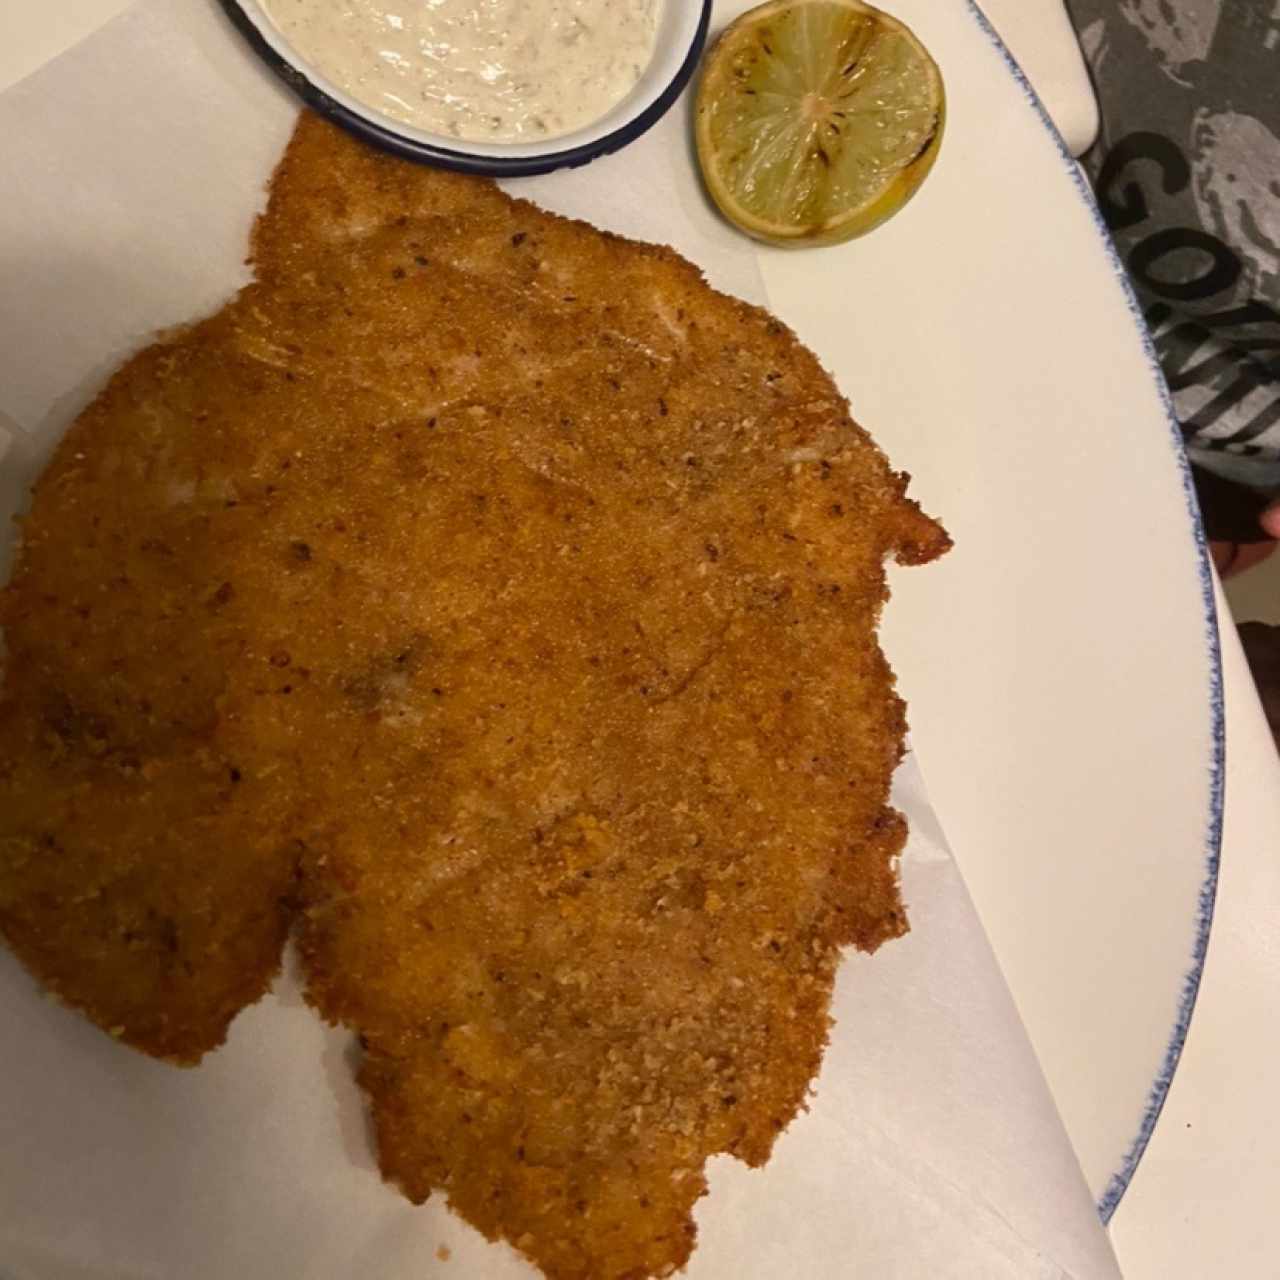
[0,114,948,1280]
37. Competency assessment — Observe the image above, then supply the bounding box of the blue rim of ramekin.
[215,0,714,178]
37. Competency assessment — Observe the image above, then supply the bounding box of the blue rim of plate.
[963,0,1226,1226]
[214,0,713,178]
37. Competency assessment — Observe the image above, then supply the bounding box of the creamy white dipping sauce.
[262,0,663,143]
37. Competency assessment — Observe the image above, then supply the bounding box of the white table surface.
[3,4,1279,1277]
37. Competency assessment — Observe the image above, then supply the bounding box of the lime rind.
[696,0,944,245]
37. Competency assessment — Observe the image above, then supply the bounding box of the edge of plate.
[962,0,1226,1226]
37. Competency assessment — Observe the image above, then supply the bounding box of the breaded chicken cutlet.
[0,114,948,1279]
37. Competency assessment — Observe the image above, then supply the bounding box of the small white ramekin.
[218,1,713,176]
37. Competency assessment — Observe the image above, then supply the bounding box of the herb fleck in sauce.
[263,0,663,142]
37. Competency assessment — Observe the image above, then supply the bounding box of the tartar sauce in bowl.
[261,0,663,143]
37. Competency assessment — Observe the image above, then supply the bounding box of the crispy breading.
[0,114,948,1279]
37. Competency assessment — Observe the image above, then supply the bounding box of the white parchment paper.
[0,3,1120,1277]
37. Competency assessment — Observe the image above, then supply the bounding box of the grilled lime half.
[696,0,944,245]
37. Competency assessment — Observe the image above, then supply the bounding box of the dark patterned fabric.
[1065,0,1280,497]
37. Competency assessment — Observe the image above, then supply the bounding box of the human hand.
[1209,495,1280,579]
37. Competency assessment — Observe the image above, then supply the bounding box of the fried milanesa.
[0,114,948,1279]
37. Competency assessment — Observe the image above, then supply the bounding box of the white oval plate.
[0,0,1220,1238]
[745,0,1221,1216]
